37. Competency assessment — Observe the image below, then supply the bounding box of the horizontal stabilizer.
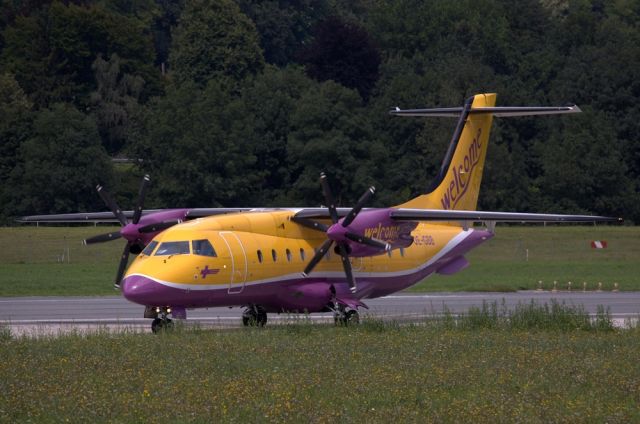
[390,105,581,118]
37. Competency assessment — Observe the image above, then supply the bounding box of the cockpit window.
[141,241,158,256]
[192,239,216,257]
[154,241,190,256]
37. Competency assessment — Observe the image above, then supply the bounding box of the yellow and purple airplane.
[20,93,620,332]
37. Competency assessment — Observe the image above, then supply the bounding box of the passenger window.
[141,241,158,256]
[286,248,292,262]
[257,250,263,263]
[271,249,277,262]
[192,239,216,257]
[300,248,306,261]
[154,241,190,256]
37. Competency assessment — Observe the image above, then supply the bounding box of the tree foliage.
[0,1,158,109]
[300,15,381,100]
[168,0,264,87]
[90,53,145,154]
[5,103,113,217]
[1,0,639,222]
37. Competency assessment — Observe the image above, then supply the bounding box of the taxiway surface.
[1,291,638,335]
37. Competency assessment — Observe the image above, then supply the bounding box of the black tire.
[257,311,267,327]
[151,318,163,333]
[345,310,359,325]
[243,306,267,327]
[151,318,173,333]
[242,314,253,327]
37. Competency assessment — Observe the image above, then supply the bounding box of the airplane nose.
[121,275,161,305]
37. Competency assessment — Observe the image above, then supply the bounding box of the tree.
[235,0,330,67]
[0,73,33,222]
[90,53,145,154]
[231,65,317,205]
[0,1,159,109]
[132,81,263,207]
[532,109,636,218]
[299,15,380,100]
[169,0,264,87]
[287,80,376,205]
[6,103,114,216]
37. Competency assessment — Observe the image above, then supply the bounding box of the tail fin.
[391,93,580,210]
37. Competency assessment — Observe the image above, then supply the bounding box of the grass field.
[0,225,638,296]
[1,307,638,423]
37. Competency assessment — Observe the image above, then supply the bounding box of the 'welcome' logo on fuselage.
[364,224,402,241]
[440,128,483,210]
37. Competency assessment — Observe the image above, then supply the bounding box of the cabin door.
[219,231,248,294]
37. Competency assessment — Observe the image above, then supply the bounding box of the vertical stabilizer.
[396,93,496,210]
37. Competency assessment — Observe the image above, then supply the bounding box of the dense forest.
[1,0,639,224]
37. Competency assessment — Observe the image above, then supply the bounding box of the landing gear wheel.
[334,308,359,326]
[345,309,359,325]
[151,318,173,333]
[242,305,267,327]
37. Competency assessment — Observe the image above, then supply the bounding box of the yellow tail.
[396,93,496,210]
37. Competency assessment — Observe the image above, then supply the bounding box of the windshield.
[192,239,216,257]
[141,240,158,256]
[154,241,190,256]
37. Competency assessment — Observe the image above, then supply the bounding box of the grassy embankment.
[0,225,638,296]
[1,303,638,422]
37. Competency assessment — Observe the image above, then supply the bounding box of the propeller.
[293,172,390,293]
[84,175,155,289]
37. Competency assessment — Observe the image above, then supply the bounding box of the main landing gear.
[242,305,267,327]
[333,304,359,326]
[146,306,174,334]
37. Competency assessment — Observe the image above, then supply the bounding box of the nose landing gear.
[147,306,174,333]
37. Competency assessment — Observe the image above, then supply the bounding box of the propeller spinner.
[293,173,390,293]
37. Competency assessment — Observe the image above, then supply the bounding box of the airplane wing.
[389,208,622,223]
[293,208,621,223]
[16,208,255,223]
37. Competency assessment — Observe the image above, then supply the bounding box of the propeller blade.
[337,243,356,293]
[342,186,375,227]
[138,219,181,234]
[83,231,122,245]
[345,232,390,251]
[302,238,334,276]
[132,174,150,224]
[114,243,130,289]
[320,172,339,224]
[96,185,128,226]
[291,216,329,233]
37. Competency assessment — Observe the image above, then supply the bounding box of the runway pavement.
[1,291,639,336]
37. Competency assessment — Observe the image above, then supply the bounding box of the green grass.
[0,226,125,296]
[0,225,638,296]
[1,312,638,423]
[410,224,640,292]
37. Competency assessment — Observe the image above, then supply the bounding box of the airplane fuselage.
[121,210,493,313]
